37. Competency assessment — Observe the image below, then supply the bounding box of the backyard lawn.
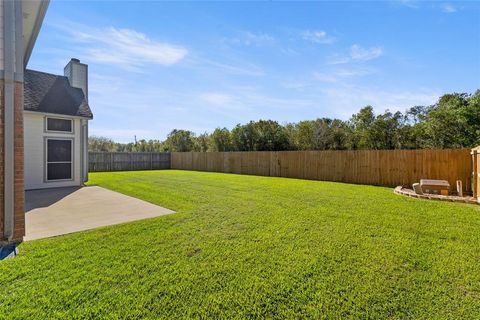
[1,170,480,319]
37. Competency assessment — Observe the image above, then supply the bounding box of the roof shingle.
[24,69,93,119]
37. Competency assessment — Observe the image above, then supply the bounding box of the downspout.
[85,121,89,183]
[80,121,83,183]
[3,0,21,241]
[79,119,89,184]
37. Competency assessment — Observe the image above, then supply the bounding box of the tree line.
[89,90,480,152]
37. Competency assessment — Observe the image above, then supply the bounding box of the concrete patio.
[25,186,175,241]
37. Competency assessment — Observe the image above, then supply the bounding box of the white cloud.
[441,3,458,13]
[227,31,275,46]
[397,1,460,13]
[397,0,419,9]
[200,93,234,105]
[200,59,265,76]
[313,68,375,83]
[328,44,384,64]
[350,45,383,61]
[281,81,312,90]
[61,24,187,70]
[301,30,336,44]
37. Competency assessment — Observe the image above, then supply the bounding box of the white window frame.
[45,117,74,134]
[45,138,74,182]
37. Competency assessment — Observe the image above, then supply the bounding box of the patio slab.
[25,186,175,241]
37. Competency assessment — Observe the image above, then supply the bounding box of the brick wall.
[0,80,25,243]
[13,82,24,241]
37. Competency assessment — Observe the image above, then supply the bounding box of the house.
[1,0,51,245]
[24,59,92,190]
[0,0,93,246]
[1,1,91,245]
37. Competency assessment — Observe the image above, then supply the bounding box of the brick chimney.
[64,58,88,101]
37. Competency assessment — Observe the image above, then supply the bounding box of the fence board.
[171,149,473,192]
[89,152,170,172]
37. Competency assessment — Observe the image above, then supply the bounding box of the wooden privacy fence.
[89,152,170,172]
[171,149,473,192]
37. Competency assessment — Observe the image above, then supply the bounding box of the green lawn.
[1,170,480,319]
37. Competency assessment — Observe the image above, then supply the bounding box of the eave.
[22,0,50,67]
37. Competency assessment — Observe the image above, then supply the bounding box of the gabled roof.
[24,69,93,119]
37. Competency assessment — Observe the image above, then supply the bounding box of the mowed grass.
[1,170,480,319]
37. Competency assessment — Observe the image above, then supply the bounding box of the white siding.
[24,112,85,190]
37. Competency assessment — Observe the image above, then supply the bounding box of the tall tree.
[194,133,210,152]
[209,128,232,151]
[329,119,349,150]
[422,93,470,148]
[464,90,480,146]
[253,120,291,151]
[368,111,403,149]
[231,122,258,151]
[348,106,376,149]
[164,129,195,152]
[89,136,117,152]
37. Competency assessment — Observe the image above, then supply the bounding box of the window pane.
[47,140,72,162]
[47,118,72,132]
[47,163,72,180]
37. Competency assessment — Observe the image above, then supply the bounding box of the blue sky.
[28,1,480,142]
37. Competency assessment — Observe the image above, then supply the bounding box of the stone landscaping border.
[394,186,478,205]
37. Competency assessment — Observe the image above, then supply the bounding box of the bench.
[420,179,450,196]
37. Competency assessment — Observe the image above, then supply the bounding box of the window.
[46,139,72,181]
[46,118,73,132]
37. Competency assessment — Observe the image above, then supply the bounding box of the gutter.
[23,110,93,120]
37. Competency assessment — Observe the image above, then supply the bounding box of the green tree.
[283,123,300,150]
[193,133,210,152]
[295,120,317,150]
[329,119,349,150]
[209,128,232,151]
[231,122,258,151]
[368,111,403,149]
[347,106,376,149]
[164,129,195,152]
[422,93,470,148]
[253,120,291,151]
[134,139,165,152]
[231,120,290,151]
[464,90,480,146]
[406,105,431,124]
[89,136,117,152]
